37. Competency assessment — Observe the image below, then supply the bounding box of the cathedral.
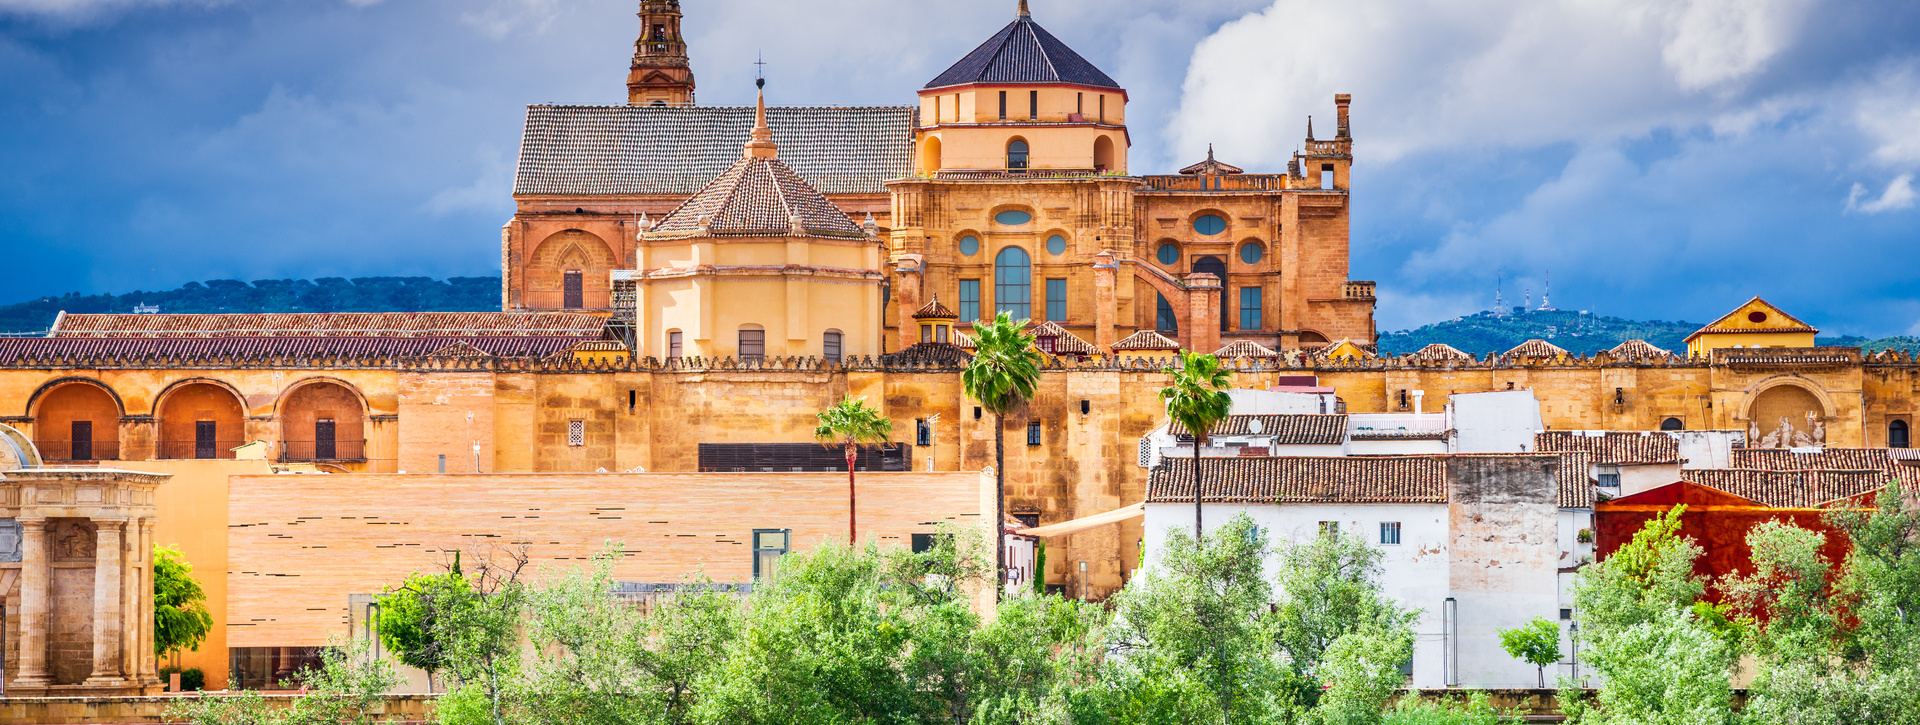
[503,0,1376,359]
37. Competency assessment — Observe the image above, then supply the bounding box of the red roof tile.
[50,312,607,338]
[0,336,591,364]
[1148,456,1447,504]
[1111,330,1180,351]
[1682,468,1890,508]
[1535,431,1682,465]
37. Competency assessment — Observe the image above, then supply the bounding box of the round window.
[959,236,980,256]
[1239,243,1264,264]
[1046,234,1067,255]
[1193,214,1227,236]
[1156,243,1180,265]
[1748,311,1768,323]
[995,210,1033,226]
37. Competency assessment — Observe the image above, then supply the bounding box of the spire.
[1207,143,1215,161]
[1018,0,1030,18]
[745,73,776,159]
[1306,115,1315,142]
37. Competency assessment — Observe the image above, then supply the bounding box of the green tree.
[1271,528,1419,686]
[154,545,214,659]
[172,638,397,725]
[1496,617,1562,688]
[433,551,529,725]
[373,554,470,691]
[813,396,892,541]
[960,311,1042,593]
[1159,350,1232,538]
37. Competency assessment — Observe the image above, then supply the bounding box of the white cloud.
[1847,174,1917,214]
[1662,0,1817,91]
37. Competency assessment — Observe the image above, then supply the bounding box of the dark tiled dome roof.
[925,13,1120,90]
[646,154,865,239]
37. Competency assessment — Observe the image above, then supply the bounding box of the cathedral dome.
[924,2,1120,90]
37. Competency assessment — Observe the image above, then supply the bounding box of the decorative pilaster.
[86,519,128,686]
[1185,272,1222,356]
[13,517,50,687]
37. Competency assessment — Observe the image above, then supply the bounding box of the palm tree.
[814,396,892,541]
[961,311,1042,597]
[1160,350,1233,540]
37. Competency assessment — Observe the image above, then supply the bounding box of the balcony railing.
[35,440,120,461]
[158,440,246,460]
[279,439,367,462]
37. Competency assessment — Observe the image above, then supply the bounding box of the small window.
[1076,92,1083,115]
[912,532,952,553]
[958,235,981,256]
[1098,95,1105,123]
[752,529,790,579]
[1891,420,1910,449]
[667,330,683,359]
[1006,140,1029,171]
[1598,472,1621,488]
[1155,243,1180,266]
[1560,608,1574,621]
[1318,521,1339,536]
[936,324,949,343]
[567,420,585,447]
[920,325,933,343]
[1239,242,1264,264]
[958,280,981,321]
[1239,287,1262,330]
[1193,214,1227,236]
[1046,279,1067,321]
[1155,293,1178,332]
[1046,234,1067,255]
[915,419,932,447]
[995,209,1032,225]
[998,91,1007,120]
[1321,164,1335,190]
[823,330,843,362]
[1027,421,1042,446]
[1660,417,1684,431]
[1380,522,1401,545]
[738,328,766,360]
[1029,90,1038,119]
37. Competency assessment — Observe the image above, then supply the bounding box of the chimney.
[1412,389,1426,415]
[1335,94,1351,138]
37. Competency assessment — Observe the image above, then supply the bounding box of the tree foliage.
[173,639,398,725]
[154,545,214,658]
[1158,350,1233,537]
[373,555,470,682]
[1496,618,1561,688]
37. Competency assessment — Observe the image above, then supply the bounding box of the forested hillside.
[1375,308,1896,356]
[0,277,500,333]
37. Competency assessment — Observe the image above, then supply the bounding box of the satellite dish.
[1248,418,1264,435]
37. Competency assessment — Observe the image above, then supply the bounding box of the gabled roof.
[1504,339,1568,358]
[1318,339,1373,360]
[1031,321,1099,356]
[1179,146,1243,176]
[1684,296,1819,343]
[914,297,958,320]
[924,10,1121,90]
[1608,339,1672,359]
[1534,431,1682,466]
[515,105,915,197]
[1679,469,1889,509]
[1171,414,1348,445]
[1148,456,1447,504]
[49,312,607,338]
[1214,340,1277,358]
[1111,329,1180,351]
[1409,343,1472,361]
[644,153,865,239]
[1600,480,1771,509]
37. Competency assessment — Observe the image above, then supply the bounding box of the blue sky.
[2,0,1917,335]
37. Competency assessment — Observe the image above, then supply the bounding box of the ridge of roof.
[1111,329,1180,351]
[644,153,866,239]
[924,14,1120,90]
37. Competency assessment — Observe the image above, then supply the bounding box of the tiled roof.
[1111,330,1180,351]
[645,153,865,239]
[1147,456,1447,504]
[877,342,973,367]
[1608,339,1672,359]
[1031,321,1099,356]
[1175,414,1348,445]
[953,331,977,350]
[49,313,607,338]
[1215,340,1278,358]
[1683,469,1890,508]
[1534,431,1682,465]
[914,297,958,319]
[0,335,592,363]
[1409,343,1472,361]
[1730,448,1906,479]
[1505,339,1568,358]
[515,105,914,196]
[925,13,1120,90]
[1557,451,1596,508]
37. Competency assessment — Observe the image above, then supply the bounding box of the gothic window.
[1155,293,1178,332]
[1892,420,1910,449]
[958,280,981,322]
[994,247,1031,319]
[823,330,843,362]
[1007,139,1029,170]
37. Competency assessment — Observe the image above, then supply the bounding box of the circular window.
[1239,243,1264,264]
[1046,234,1067,255]
[995,210,1033,226]
[959,236,980,256]
[1193,214,1227,236]
[1156,243,1180,265]
[1748,311,1768,323]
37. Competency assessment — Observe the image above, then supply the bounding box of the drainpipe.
[1443,597,1458,687]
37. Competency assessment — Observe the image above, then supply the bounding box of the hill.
[1377,308,1901,356]
[0,277,501,334]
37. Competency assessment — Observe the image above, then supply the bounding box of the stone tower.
[627,0,695,106]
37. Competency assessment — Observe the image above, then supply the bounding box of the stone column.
[86,519,127,685]
[14,517,50,687]
[1092,252,1117,351]
[1185,272,1221,356]
[139,519,160,685]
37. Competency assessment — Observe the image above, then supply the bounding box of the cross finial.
[754,52,766,88]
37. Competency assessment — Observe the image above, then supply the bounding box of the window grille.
[738,329,765,360]
[823,331,843,362]
[697,443,910,472]
[1380,521,1402,545]
[1239,287,1263,330]
[1137,438,1154,468]
[568,420,585,447]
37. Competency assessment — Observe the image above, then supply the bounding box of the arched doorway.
[158,381,247,459]
[279,380,368,462]
[32,380,122,461]
[1192,256,1227,332]
[527,230,617,310]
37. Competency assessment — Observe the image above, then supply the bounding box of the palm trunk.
[1193,432,1204,542]
[994,414,1006,602]
[845,441,858,541]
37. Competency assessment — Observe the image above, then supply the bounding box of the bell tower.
[627,1,695,106]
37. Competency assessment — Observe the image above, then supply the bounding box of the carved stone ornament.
[52,519,97,561]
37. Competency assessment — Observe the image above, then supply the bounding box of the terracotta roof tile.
[1214,340,1278,358]
[1179,147,1244,176]
[1111,330,1180,351]
[1557,451,1596,508]
[1683,468,1890,508]
[0,335,590,363]
[1031,321,1099,356]
[914,297,958,319]
[1534,431,1682,465]
[1409,343,1472,361]
[1172,414,1349,445]
[49,312,607,338]
[515,105,914,197]
[925,14,1120,90]
[645,153,865,239]
[1608,339,1672,359]
[1686,296,1819,342]
[877,342,973,367]
[1148,456,1447,504]
[1730,448,1906,479]
[1504,339,1568,358]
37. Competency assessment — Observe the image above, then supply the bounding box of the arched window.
[921,136,943,174]
[823,330,843,362]
[1661,417,1685,431]
[1194,256,1228,332]
[1892,420,1910,449]
[994,246,1031,319]
[1007,139,1029,170]
[1093,136,1115,171]
[1155,293,1178,332]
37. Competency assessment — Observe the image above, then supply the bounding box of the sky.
[1,0,1917,336]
